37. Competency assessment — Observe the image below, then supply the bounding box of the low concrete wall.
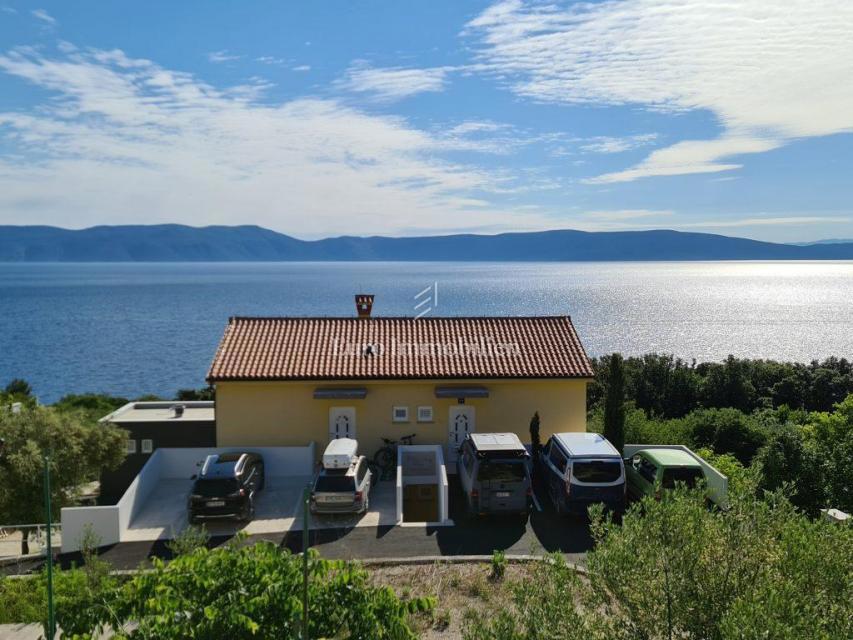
[396,445,450,524]
[62,443,316,552]
[623,444,729,508]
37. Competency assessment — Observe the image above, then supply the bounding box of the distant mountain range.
[2,224,853,261]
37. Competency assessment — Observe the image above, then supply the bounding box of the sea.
[1,261,852,403]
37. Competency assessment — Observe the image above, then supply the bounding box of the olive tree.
[0,406,127,554]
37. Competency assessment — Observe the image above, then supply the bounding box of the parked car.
[311,438,373,514]
[625,448,705,501]
[457,432,532,517]
[540,433,625,516]
[188,451,264,523]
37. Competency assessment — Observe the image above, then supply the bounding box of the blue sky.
[0,1,851,242]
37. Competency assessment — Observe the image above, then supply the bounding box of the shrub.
[685,408,767,464]
[490,549,507,581]
[99,541,433,639]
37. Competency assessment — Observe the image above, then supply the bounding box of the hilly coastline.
[2,225,853,261]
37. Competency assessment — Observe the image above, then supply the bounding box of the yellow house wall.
[215,378,589,456]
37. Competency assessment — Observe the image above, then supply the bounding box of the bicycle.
[371,433,416,480]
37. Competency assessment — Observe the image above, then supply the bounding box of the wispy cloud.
[292,64,311,72]
[255,56,285,66]
[340,61,451,101]
[466,0,853,182]
[31,8,56,26]
[0,45,554,236]
[207,49,241,64]
[2,6,18,15]
[579,134,658,155]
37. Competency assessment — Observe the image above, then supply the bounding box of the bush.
[755,428,824,516]
[490,550,507,581]
[467,490,853,640]
[685,408,767,464]
[97,541,433,639]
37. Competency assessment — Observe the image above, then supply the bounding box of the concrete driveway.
[122,476,399,542]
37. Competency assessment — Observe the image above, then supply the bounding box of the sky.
[0,1,852,242]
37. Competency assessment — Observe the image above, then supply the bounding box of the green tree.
[0,406,127,554]
[4,378,33,397]
[755,428,824,516]
[686,408,767,464]
[87,541,432,639]
[528,411,541,457]
[806,394,853,512]
[603,353,626,453]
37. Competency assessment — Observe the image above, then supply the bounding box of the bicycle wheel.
[374,447,395,476]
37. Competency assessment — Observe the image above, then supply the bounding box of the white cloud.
[579,134,658,155]
[2,6,18,15]
[677,216,850,229]
[582,209,674,221]
[31,8,56,25]
[207,50,241,64]
[255,56,286,65]
[292,64,311,72]
[466,0,853,182]
[341,61,451,101]
[0,46,555,237]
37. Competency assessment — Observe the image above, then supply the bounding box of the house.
[98,401,216,503]
[207,296,593,463]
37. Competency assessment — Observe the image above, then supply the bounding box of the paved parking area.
[5,473,594,575]
[122,476,399,542]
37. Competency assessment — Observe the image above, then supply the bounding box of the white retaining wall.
[623,444,729,508]
[62,443,315,552]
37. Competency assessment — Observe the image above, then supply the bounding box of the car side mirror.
[632,455,641,468]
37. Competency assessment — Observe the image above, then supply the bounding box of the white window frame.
[392,406,410,423]
[141,439,153,454]
[126,439,137,454]
[417,406,434,423]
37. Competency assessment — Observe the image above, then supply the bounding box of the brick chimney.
[355,294,374,318]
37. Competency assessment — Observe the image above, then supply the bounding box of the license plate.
[206,500,225,507]
[495,491,510,498]
[321,495,351,503]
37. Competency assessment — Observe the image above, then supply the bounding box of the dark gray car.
[457,433,532,517]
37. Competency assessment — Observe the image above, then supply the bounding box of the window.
[315,473,356,492]
[126,439,137,454]
[639,459,658,484]
[392,406,409,422]
[141,439,153,454]
[572,461,622,483]
[417,406,433,422]
[548,444,568,474]
[477,460,527,482]
[662,467,703,489]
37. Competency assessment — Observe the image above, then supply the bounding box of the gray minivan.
[457,433,532,517]
[540,433,625,516]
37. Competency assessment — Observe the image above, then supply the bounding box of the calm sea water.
[1,261,852,403]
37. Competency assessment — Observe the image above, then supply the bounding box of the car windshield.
[477,460,527,482]
[315,474,355,492]
[662,467,703,489]
[572,460,622,483]
[194,478,238,497]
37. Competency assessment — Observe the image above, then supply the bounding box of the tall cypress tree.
[604,353,626,453]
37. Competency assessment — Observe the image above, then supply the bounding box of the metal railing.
[0,523,63,559]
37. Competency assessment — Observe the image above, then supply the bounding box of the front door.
[329,407,356,441]
[447,405,475,463]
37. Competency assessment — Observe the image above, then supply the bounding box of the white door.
[329,407,356,441]
[447,405,475,463]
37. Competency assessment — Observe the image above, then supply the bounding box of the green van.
[625,448,705,500]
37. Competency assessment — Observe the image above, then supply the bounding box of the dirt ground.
[367,561,535,640]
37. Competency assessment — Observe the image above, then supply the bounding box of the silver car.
[457,433,532,517]
[310,454,373,514]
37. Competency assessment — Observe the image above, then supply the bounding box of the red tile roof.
[206,316,593,382]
